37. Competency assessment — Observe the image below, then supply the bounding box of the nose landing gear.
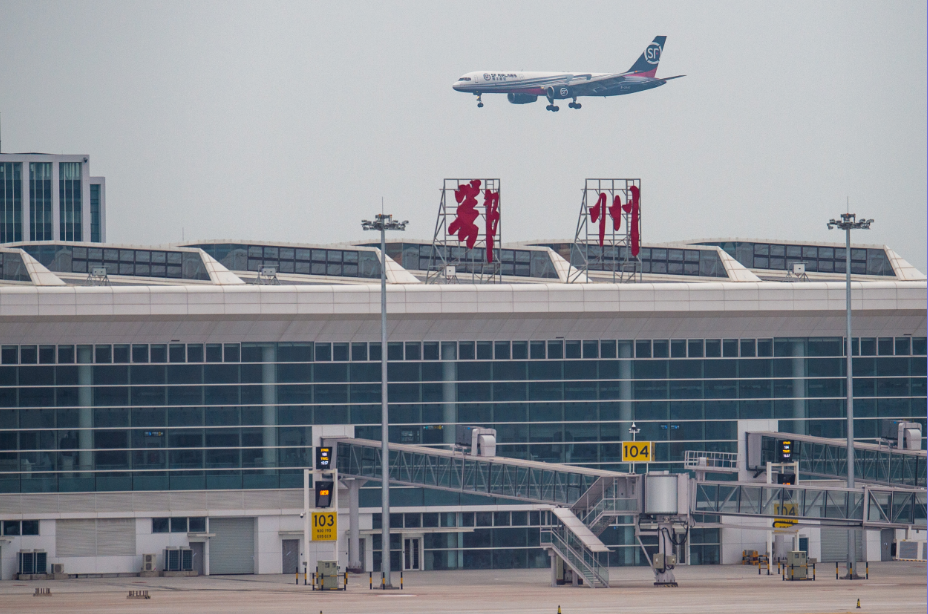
[476,93,484,108]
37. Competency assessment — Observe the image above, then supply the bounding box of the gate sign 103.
[311,511,337,541]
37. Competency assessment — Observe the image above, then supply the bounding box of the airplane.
[452,36,684,112]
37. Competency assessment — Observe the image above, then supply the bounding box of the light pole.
[827,212,872,578]
[362,213,407,588]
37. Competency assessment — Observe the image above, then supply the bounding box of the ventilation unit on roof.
[254,266,280,285]
[87,266,109,286]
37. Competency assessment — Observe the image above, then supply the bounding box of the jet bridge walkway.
[327,437,926,587]
[748,432,926,488]
[327,437,637,588]
[694,480,926,529]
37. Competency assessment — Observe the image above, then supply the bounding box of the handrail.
[578,497,638,532]
[541,520,610,587]
[684,450,739,471]
[541,529,607,587]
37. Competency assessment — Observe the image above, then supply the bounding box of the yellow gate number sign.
[312,511,338,541]
[622,441,653,462]
[773,503,798,528]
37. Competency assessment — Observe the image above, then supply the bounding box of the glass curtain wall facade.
[90,184,101,243]
[58,162,82,241]
[0,162,23,243]
[29,163,53,241]
[0,336,924,566]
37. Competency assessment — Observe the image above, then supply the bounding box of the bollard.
[311,572,316,591]
[296,570,299,585]
[812,562,816,581]
[758,564,761,575]
[381,571,385,590]
[401,570,403,590]
[344,571,348,591]
[836,561,839,580]
[865,562,869,580]
[369,571,373,590]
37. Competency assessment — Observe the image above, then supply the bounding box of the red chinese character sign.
[427,178,502,283]
[568,179,642,283]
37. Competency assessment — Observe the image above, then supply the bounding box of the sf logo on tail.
[645,43,661,64]
[452,36,684,112]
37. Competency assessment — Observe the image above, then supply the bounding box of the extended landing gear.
[545,104,559,112]
[476,93,484,108]
[568,99,582,109]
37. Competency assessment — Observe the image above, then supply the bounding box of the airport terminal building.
[0,230,924,578]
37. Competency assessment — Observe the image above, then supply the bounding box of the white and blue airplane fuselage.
[452,36,682,111]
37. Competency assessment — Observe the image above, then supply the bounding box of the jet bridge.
[327,437,637,588]
[747,431,926,488]
[326,436,926,588]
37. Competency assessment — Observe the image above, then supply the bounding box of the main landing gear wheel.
[568,102,582,109]
[546,104,559,112]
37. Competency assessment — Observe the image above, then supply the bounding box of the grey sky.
[1,1,925,270]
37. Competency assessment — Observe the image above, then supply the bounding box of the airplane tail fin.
[627,36,666,77]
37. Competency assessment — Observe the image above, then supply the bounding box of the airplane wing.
[565,72,631,96]
[660,75,686,81]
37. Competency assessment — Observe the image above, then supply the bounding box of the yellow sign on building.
[773,502,798,528]
[311,511,338,541]
[622,441,653,462]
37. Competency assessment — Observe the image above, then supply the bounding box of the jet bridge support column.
[346,478,364,572]
[442,343,457,446]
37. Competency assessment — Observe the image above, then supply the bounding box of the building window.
[1,520,38,535]
[152,518,170,533]
[29,162,52,240]
[0,162,23,243]
[90,183,102,242]
[59,162,82,241]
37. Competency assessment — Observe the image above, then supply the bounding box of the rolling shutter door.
[820,528,863,562]
[57,519,97,557]
[209,517,255,575]
[56,519,136,557]
[97,519,136,556]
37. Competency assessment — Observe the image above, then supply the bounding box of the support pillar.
[618,341,633,432]
[441,343,457,446]
[347,478,363,572]
[262,345,277,472]
[791,340,807,434]
[77,345,93,477]
[550,551,557,587]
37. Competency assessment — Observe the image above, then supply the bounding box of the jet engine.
[507,93,538,104]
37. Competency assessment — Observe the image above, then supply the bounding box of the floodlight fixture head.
[828,212,873,232]
[361,213,408,232]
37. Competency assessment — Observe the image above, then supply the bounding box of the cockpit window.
[458,77,471,81]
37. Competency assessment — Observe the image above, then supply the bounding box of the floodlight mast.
[826,212,872,578]
[361,213,407,589]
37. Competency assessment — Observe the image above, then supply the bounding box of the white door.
[403,537,422,571]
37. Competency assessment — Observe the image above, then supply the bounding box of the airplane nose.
[452,82,463,91]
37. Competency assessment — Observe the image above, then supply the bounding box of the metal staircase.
[540,508,610,588]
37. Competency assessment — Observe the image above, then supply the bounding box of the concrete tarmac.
[1,562,924,614]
